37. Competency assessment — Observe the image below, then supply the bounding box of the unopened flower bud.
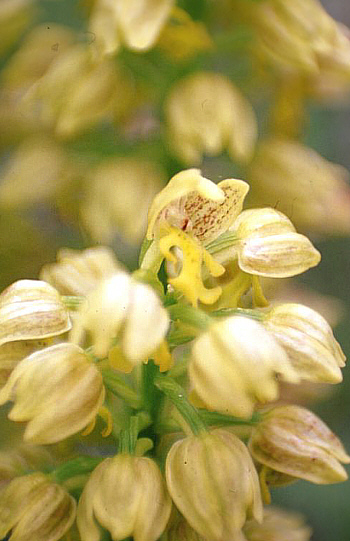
[0,137,70,208]
[189,315,299,418]
[165,429,262,541]
[89,0,174,56]
[233,208,321,277]
[0,444,53,486]
[0,280,71,347]
[249,139,350,235]
[40,246,122,296]
[243,506,312,541]
[248,0,336,74]
[80,158,165,244]
[165,72,257,164]
[71,272,169,364]
[31,44,122,138]
[263,303,346,383]
[77,454,171,541]
[0,472,76,541]
[249,405,350,484]
[0,339,51,387]
[0,343,105,444]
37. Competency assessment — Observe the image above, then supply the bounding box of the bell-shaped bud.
[243,506,312,541]
[0,444,53,487]
[0,343,105,444]
[0,279,71,347]
[147,168,249,244]
[263,303,346,383]
[0,137,71,208]
[249,405,350,484]
[40,246,122,296]
[77,454,172,541]
[189,315,299,418]
[0,472,76,541]
[0,339,51,387]
[89,0,174,56]
[71,272,170,364]
[249,139,350,235]
[165,72,257,164]
[233,208,321,277]
[80,158,165,244]
[247,0,337,74]
[29,43,128,138]
[166,429,263,541]
[1,23,74,91]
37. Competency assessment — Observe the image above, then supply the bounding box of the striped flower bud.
[77,454,172,541]
[0,472,76,541]
[189,315,299,418]
[0,339,51,387]
[71,272,169,364]
[233,208,321,277]
[165,429,263,541]
[249,405,350,484]
[40,246,122,296]
[0,280,71,347]
[263,303,346,383]
[0,343,105,444]
[0,444,53,486]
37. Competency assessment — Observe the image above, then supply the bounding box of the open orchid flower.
[144,168,249,307]
[143,168,320,308]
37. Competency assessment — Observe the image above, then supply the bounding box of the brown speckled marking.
[184,186,243,243]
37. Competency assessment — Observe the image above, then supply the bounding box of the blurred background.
[1,1,350,539]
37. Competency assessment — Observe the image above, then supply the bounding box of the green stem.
[119,415,141,455]
[167,356,189,379]
[154,376,206,435]
[61,295,85,310]
[211,307,264,321]
[167,304,212,331]
[51,456,104,484]
[198,410,262,427]
[101,369,141,409]
[167,325,195,348]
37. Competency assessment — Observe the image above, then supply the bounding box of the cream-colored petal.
[238,232,321,278]
[115,0,174,51]
[122,281,169,363]
[147,169,224,239]
[0,280,71,347]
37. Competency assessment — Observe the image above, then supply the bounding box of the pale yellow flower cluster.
[0,168,347,541]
